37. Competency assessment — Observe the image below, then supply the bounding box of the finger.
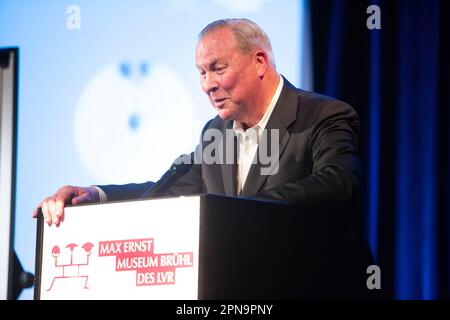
[54,200,65,227]
[55,211,65,227]
[54,199,64,218]
[41,200,52,226]
[72,192,90,205]
[54,190,74,218]
[47,199,59,225]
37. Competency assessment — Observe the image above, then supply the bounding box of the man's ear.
[254,50,269,78]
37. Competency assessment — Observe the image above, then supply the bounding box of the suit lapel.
[241,77,299,197]
[221,121,238,196]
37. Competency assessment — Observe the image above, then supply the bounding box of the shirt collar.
[233,75,284,134]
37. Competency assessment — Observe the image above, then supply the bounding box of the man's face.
[195,28,259,122]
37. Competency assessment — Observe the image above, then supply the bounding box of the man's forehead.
[196,29,238,64]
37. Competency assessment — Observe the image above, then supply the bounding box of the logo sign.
[46,242,94,292]
[98,238,193,286]
[37,196,200,299]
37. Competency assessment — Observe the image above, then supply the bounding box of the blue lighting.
[367,0,381,264]
[128,113,141,131]
[140,62,150,76]
[120,62,131,77]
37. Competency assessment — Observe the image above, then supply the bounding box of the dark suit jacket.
[100,77,361,207]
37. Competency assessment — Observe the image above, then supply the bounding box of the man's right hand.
[33,185,100,227]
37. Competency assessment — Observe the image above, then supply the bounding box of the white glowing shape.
[212,0,270,13]
[74,62,195,184]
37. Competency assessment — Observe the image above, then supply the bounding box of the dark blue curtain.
[311,0,449,299]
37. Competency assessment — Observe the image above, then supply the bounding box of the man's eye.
[216,66,226,73]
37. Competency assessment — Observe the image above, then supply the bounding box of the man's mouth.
[212,98,227,108]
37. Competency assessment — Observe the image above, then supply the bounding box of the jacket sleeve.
[97,152,204,201]
[97,181,155,202]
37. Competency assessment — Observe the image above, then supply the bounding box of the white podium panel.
[36,196,200,300]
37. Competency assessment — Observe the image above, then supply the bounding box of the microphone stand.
[140,155,193,199]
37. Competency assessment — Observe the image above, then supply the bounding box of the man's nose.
[202,74,219,94]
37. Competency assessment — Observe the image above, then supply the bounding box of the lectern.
[35,194,373,299]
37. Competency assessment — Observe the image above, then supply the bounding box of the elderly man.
[34,18,360,227]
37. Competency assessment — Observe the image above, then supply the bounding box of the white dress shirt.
[233,76,283,193]
[94,185,108,203]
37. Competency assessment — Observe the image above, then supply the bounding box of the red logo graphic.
[46,242,94,291]
[98,238,193,286]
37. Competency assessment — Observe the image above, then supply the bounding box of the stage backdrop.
[0,0,311,299]
[311,0,449,299]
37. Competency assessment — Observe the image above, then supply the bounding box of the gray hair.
[198,18,276,68]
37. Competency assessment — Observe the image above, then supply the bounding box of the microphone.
[140,154,194,199]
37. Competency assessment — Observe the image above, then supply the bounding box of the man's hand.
[33,185,100,226]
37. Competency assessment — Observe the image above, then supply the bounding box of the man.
[33,18,361,227]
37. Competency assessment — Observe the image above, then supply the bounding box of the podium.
[35,194,374,299]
